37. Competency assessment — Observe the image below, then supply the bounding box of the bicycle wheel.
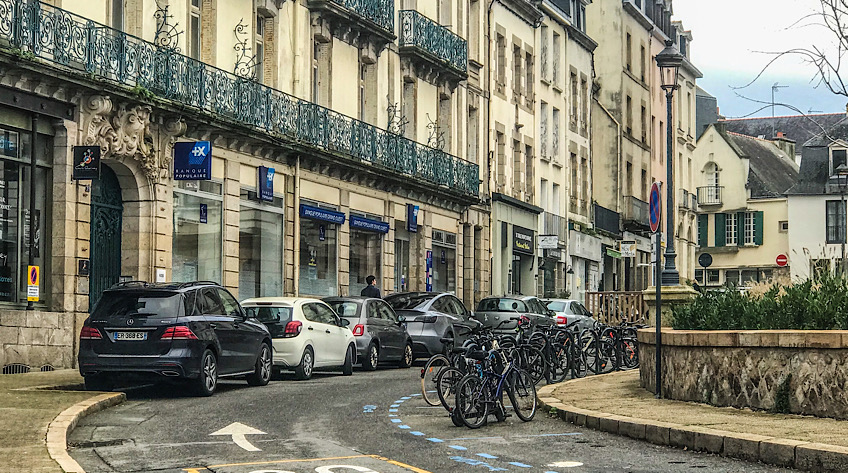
[455,374,489,429]
[507,369,537,422]
[621,338,639,369]
[436,366,464,412]
[571,342,588,378]
[547,335,570,383]
[420,354,450,406]
[521,345,548,384]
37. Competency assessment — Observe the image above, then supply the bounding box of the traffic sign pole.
[651,182,663,399]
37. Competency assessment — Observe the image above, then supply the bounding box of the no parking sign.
[649,182,662,233]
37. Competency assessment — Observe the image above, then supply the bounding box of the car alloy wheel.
[400,343,413,368]
[369,345,379,369]
[193,349,218,396]
[303,351,313,378]
[247,343,272,386]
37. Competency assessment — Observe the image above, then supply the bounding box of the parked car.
[324,296,414,370]
[78,281,272,396]
[384,292,480,358]
[472,295,557,333]
[240,297,356,380]
[545,299,595,331]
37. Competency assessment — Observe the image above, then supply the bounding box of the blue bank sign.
[350,216,389,234]
[299,204,346,225]
[258,166,275,202]
[173,141,211,180]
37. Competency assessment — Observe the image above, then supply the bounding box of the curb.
[45,391,126,473]
[538,379,848,472]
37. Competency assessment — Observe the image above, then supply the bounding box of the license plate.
[113,331,147,341]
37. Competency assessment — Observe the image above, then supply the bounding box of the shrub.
[672,272,848,330]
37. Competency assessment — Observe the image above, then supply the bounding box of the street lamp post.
[656,40,684,286]
[837,164,848,275]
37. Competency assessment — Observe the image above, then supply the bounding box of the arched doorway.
[90,165,123,310]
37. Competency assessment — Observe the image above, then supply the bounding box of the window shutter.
[698,214,708,247]
[755,211,764,245]
[737,212,745,245]
[715,213,726,247]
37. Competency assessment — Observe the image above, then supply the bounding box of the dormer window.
[679,36,687,57]
[831,148,847,175]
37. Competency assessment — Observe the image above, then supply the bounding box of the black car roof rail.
[110,280,149,288]
[177,281,220,289]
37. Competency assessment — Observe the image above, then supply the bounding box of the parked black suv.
[78,281,273,396]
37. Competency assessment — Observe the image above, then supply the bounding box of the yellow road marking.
[181,454,432,473]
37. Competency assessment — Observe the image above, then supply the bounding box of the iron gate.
[89,165,123,311]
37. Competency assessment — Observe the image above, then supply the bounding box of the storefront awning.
[350,215,389,233]
[300,204,345,224]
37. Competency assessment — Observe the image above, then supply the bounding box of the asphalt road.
[68,366,795,473]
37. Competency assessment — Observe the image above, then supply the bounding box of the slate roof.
[721,113,846,150]
[787,146,830,195]
[723,131,800,198]
[804,115,848,147]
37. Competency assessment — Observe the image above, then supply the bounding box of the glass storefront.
[432,230,456,293]
[349,212,384,294]
[0,127,50,305]
[394,224,410,292]
[238,189,284,300]
[299,201,339,296]
[173,181,223,283]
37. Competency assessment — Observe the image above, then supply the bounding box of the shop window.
[238,188,284,300]
[299,200,339,296]
[0,127,50,305]
[349,212,384,294]
[173,180,223,283]
[395,222,411,292]
[432,230,456,293]
[725,270,739,287]
[707,269,720,285]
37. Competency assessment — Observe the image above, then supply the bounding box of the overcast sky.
[672,0,847,118]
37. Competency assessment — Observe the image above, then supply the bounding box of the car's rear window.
[245,306,293,324]
[92,291,183,319]
[476,298,526,312]
[546,301,566,312]
[327,301,360,318]
[385,294,433,310]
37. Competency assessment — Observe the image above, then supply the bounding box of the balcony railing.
[0,0,478,197]
[543,212,567,241]
[594,204,621,236]
[308,0,395,38]
[622,195,649,226]
[679,189,691,210]
[399,10,468,76]
[691,193,698,210]
[697,186,723,206]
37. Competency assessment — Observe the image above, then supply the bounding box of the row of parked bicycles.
[419,316,644,429]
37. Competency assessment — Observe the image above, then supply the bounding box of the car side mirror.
[397,315,406,323]
[340,318,350,327]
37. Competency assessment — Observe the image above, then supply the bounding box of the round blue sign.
[649,182,662,233]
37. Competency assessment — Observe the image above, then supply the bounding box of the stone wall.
[639,329,848,420]
[0,310,76,372]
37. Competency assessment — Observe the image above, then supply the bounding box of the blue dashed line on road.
[391,419,402,423]
[427,438,444,443]
[410,431,425,436]
[401,396,411,400]
[508,462,532,468]
[477,453,498,459]
[391,405,400,408]
[389,409,398,412]
[450,456,508,471]
[449,445,467,451]
[388,414,397,417]
[399,425,411,429]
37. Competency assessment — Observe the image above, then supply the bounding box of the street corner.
[179,454,432,473]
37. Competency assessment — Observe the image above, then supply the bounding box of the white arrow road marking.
[210,422,266,452]
[548,461,584,467]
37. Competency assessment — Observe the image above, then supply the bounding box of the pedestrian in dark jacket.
[361,275,381,298]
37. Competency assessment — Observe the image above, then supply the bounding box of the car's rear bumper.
[78,348,200,379]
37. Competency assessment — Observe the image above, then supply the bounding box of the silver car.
[384,292,480,358]
[545,299,595,331]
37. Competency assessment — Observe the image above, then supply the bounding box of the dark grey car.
[384,292,481,358]
[324,296,413,370]
[472,295,557,333]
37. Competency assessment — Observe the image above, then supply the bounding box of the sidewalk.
[0,370,123,473]
[538,370,848,471]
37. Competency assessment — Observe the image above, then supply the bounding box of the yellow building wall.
[708,199,789,274]
[62,0,107,23]
[215,1,252,74]
[331,39,360,118]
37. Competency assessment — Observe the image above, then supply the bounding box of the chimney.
[773,133,796,160]
[777,131,785,139]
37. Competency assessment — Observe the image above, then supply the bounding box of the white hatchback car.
[241,297,356,380]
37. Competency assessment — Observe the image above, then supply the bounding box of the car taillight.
[557,316,568,325]
[283,321,302,338]
[161,326,198,340]
[80,326,102,340]
[352,324,365,337]
[519,315,530,326]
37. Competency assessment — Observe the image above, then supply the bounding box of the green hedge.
[672,273,848,330]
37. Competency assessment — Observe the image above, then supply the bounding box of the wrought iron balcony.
[622,195,649,227]
[679,189,691,210]
[543,212,567,242]
[594,204,621,236]
[308,0,395,39]
[0,0,479,198]
[697,186,723,206]
[399,10,468,78]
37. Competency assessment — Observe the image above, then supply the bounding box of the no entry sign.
[776,254,788,267]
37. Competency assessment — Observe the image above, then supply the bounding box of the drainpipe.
[486,0,495,295]
[293,156,301,296]
[149,175,156,283]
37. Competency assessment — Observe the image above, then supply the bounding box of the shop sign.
[538,234,558,249]
[350,216,389,233]
[27,265,38,302]
[619,240,637,258]
[544,248,562,260]
[199,204,207,224]
[440,250,446,264]
[513,226,535,255]
[78,259,90,277]
[258,166,274,202]
[425,250,433,292]
[173,141,211,180]
[300,204,346,224]
[0,130,18,158]
[407,204,419,232]
[72,146,101,180]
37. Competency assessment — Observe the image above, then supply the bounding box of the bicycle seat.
[452,346,470,355]
[467,350,488,361]
[440,337,455,345]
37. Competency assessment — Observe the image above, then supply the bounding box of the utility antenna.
[771,82,789,137]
